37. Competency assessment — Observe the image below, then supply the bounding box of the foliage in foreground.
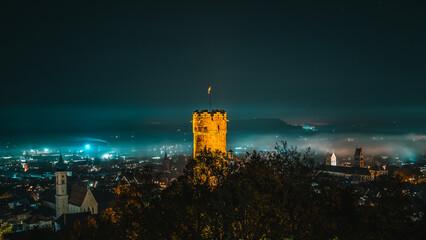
[0,222,12,239]
[66,142,426,240]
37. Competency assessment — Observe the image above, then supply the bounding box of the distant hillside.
[229,118,300,133]
[128,118,300,135]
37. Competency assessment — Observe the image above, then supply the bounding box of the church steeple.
[163,152,170,171]
[55,151,69,218]
[57,153,65,171]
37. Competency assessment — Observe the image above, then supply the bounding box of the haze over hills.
[1,117,425,160]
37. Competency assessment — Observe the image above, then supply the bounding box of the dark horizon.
[1,0,425,135]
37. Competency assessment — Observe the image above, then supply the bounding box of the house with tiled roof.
[68,185,98,214]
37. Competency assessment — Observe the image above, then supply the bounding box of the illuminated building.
[228,149,234,159]
[369,168,388,180]
[331,153,337,166]
[192,109,228,157]
[325,152,337,166]
[354,148,365,168]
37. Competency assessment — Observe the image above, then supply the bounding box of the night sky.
[1,0,425,135]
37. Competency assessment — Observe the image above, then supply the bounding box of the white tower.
[331,152,337,166]
[55,154,69,218]
[325,152,337,166]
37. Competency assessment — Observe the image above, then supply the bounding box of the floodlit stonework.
[193,109,228,156]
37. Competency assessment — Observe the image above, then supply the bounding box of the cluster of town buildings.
[0,151,177,235]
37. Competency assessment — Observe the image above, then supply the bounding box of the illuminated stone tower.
[193,109,228,156]
[55,154,69,218]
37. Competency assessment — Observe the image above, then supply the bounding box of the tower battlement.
[193,109,228,156]
[193,109,227,119]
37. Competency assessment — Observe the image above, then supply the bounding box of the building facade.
[321,165,371,183]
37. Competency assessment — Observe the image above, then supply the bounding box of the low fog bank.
[229,132,425,161]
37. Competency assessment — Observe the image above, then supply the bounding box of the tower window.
[62,180,65,184]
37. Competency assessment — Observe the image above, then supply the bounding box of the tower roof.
[56,153,65,171]
[69,185,88,206]
[354,148,362,156]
